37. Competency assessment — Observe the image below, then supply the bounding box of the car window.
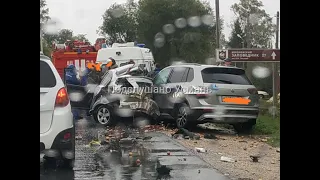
[201,67,252,85]
[181,68,194,82]
[168,67,188,83]
[40,60,56,88]
[186,68,194,82]
[153,68,172,85]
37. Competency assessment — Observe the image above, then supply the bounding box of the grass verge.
[253,115,280,147]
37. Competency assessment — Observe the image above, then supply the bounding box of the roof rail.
[171,62,202,66]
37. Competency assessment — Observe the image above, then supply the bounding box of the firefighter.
[106,57,118,69]
[65,64,82,120]
[65,64,80,85]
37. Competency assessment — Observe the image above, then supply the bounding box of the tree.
[40,0,51,55]
[228,18,245,48]
[230,0,275,92]
[136,0,220,66]
[231,0,275,48]
[44,30,91,45]
[57,29,74,43]
[98,1,138,44]
[73,34,89,42]
[40,0,50,24]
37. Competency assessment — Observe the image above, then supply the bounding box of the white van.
[96,42,155,72]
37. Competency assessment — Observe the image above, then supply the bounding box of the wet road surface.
[40,118,229,180]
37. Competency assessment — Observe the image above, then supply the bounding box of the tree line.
[40,0,277,92]
[40,0,89,56]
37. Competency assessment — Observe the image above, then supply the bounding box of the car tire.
[43,156,58,168]
[233,119,256,134]
[259,94,264,99]
[93,105,113,126]
[61,158,74,169]
[175,103,195,129]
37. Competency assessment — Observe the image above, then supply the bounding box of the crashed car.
[65,63,160,126]
[111,76,160,125]
[66,69,119,125]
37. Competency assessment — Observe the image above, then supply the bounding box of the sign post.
[215,49,280,62]
[216,49,280,118]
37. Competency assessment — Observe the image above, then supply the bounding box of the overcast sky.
[46,0,280,45]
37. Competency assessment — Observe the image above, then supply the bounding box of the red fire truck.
[52,39,102,79]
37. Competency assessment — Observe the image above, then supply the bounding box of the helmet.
[106,57,116,68]
[67,64,76,69]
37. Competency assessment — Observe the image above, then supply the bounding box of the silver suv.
[153,63,259,133]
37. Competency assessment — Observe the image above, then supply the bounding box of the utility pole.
[275,11,280,49]
[272,11,280,119]
[215,0,220,49]
[40,23,43,52]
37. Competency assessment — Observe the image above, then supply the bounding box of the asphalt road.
[40,118,229,180]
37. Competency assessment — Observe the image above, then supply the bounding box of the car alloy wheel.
[96,106,111,125]
[177,106,187,128]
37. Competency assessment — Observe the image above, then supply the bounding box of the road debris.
[143,136,152,140]
[89,140,101,147]
[172,134,184,139]
[195,147,207,153]
[239,140,247,143]
[156,165,172,175]
[249,155,260,162]
[75,135,82,140]
[204,133,218,139]
[173,128,200,140]
[220,156,236,163]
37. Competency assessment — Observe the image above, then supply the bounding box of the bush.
[254,115,280,147]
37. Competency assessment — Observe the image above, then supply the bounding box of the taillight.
[247,88,258,95]
[196,94,208,98]
[63,132,71,140]
[55,87,69,107]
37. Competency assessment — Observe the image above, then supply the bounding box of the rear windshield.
[201,67,252,85]
[40,60,57,88]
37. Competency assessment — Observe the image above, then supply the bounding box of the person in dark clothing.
[154,63,161,74]
[65,65,82,120]
[148,63,161,78]
[128,59,135,64]
[223,58,233,66]
[65,65,80,85]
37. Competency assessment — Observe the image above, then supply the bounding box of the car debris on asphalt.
[220,156,237,163]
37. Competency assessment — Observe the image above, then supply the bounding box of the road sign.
[216,49,280,62]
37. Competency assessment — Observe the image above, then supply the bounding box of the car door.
[152,67,173,110]
[165,67,189,109]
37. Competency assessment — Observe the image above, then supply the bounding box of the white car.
[40,54,75,169]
